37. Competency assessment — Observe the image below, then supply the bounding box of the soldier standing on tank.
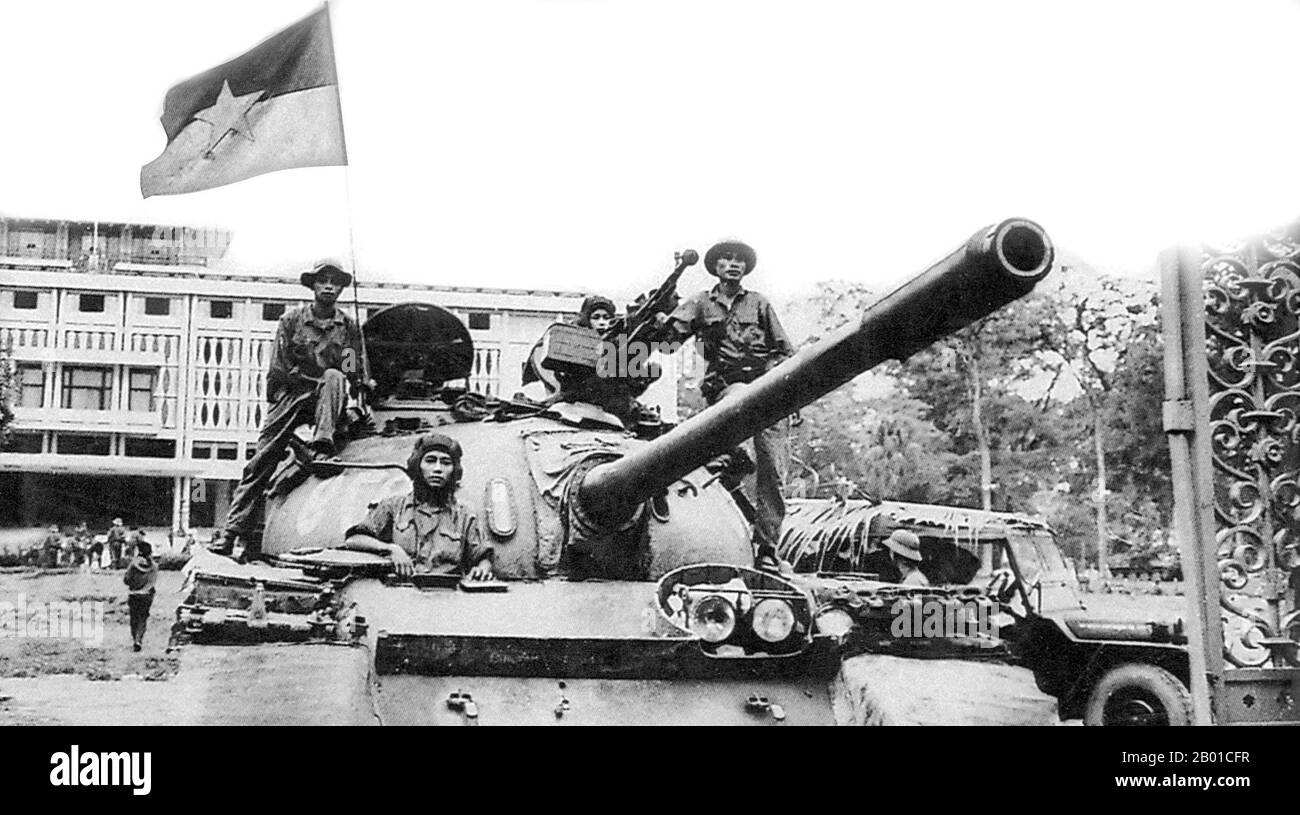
[654,239,794,567]
[107,517,127,569]
[343,433,494,579]
[216,260,366,561]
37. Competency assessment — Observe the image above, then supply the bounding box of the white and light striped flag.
[140,6,347,197]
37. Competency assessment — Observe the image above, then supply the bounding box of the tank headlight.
[813,608,854,639]
[690,595,737,643]
[752,598,797,643]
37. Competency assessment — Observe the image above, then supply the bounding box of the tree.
[793,388,956,503]
[1035,267,1160,574]
[787,281,961,502]
[895,294,1058,511]
[0,339,14,448]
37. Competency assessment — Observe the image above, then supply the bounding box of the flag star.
[193,79,264,158]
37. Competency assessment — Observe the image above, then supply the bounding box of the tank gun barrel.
[576,218,1055,529]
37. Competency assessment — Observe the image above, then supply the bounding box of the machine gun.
[606,248,699,347]
[524,249,701,416]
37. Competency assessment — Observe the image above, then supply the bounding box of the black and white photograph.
[0,0,1298,752]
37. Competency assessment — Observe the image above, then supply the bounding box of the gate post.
[1160,246,1223,725]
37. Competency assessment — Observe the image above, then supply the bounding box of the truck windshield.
[1008,530,1073,585]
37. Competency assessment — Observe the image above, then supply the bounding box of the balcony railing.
[1,326,52,352]
[1,247,212,269]
[12,406,163,432]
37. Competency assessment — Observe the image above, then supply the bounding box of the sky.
[4,0,1300,306]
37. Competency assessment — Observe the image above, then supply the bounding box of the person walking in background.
[123,539,158,652]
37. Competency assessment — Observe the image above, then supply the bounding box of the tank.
[1107,541,1183,582]
[185,218,1058,725]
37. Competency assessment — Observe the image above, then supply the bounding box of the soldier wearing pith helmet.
[218,259,365,561]
[655,239,794,569]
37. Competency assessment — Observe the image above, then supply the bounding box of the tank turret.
[574,218,1055,531]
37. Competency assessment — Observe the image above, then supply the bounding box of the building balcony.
[13,406,164,433]
[0,452,203,477]
[0,254,74,270]
[9,346,167,366]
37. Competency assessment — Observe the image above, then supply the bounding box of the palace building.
[0,215,676,533]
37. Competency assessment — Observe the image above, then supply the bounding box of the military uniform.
[663,282,794,551]
[224,303,363,541]
[899,567,931,588]
[666,284,794,403]
[346,494,492,575]
[123,548,158,651]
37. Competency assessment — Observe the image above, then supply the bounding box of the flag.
[140,6,347,198]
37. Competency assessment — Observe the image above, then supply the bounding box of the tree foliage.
[784,267,1173,569]
[0,340,15,448]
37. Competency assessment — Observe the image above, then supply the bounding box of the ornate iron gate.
[1163,229,1300,724]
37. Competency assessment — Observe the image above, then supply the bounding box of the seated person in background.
[885,529,930,588]
[343,433,494,580]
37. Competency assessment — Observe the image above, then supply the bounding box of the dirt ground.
[0,565,1193,726]
[0,567,183,681]
[0,567,375,725]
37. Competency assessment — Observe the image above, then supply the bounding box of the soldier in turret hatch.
[217,260,366,561]
[576,295,616,333]
[653,239,794,567]
[342,433,494,580]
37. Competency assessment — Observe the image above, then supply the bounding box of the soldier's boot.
[209,529,239,557]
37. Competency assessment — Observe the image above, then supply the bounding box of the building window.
[78,294,106,313]
[144,297,171,316]
[12,291,38,309]
[127,368,157,412]
[3,432,43,454]
[17,364,44,407]
[124,438,175,458]
[262,302,286,321]
[468,312,492,330]
[55,434,111,456]
[60,366,112,410]
[209,300,233,319]
[190,444,212,459]
[215,445,238,460]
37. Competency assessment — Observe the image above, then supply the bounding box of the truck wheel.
[1084,664,1193,726]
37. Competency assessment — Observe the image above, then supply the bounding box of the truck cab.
[780,499,1194,725]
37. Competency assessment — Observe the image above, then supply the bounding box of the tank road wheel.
[1084,664,1193,727]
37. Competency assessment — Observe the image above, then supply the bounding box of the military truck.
[780,499,1195,725]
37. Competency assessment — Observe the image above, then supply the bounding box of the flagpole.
[322,1,371,397]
